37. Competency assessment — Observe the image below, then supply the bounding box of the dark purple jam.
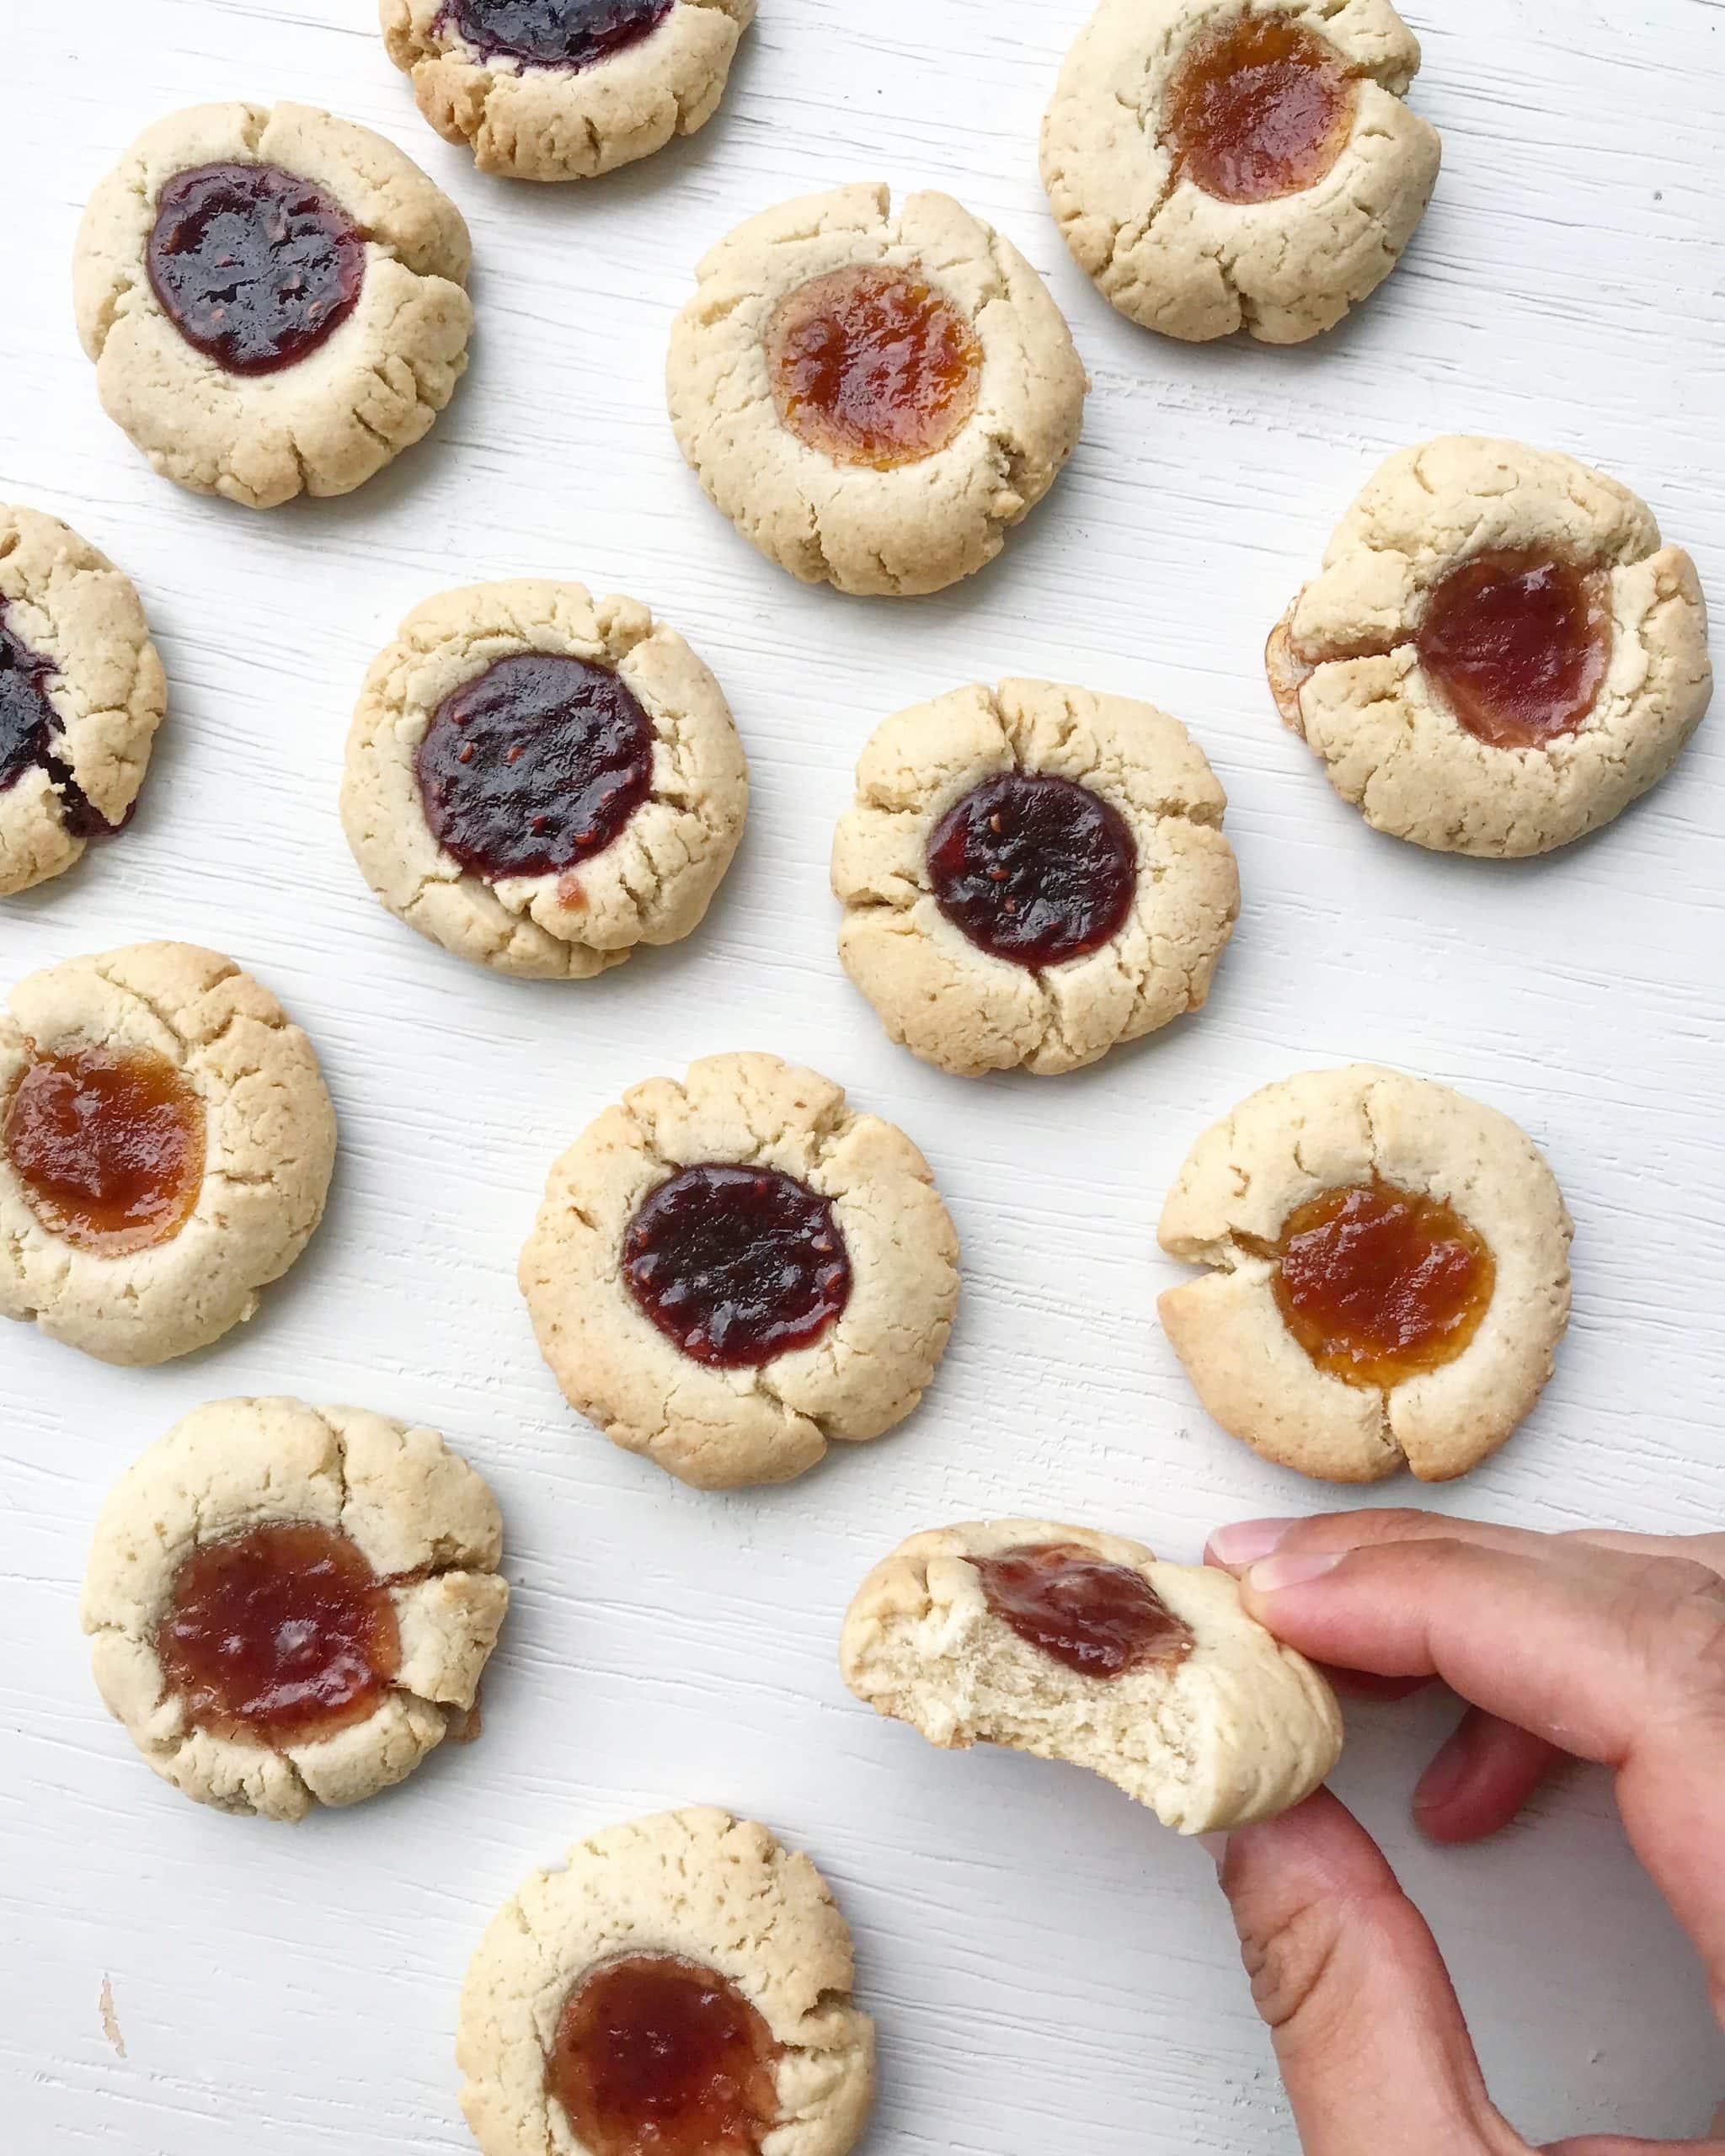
[927,771,1137,969]
[147,163,366,376]
[416,653,656,883]
[439,0,674,69]
[622,1165,852,1369]
[0,611,109,837]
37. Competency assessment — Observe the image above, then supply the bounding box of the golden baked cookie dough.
[667,184,1087,596]
[520,1052,959,1488]
[1157,1065,1573,1483]
[382,0,756,181]
[0,942,337,1365]
[841,1519,1342,1833]
[1042,0,1439,343]
[1,503,166,896]
[1268,436,1712,857]
[74,102,473,507]
[82,1398,509,1821]
[341,580,747,979]
[832,679,1239,1076]
[458,1808,874,2156]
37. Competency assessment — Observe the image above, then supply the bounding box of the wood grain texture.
[3,1,1722,2149]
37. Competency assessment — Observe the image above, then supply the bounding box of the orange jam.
[766,264,982,469]
[1416,552,1612,750]
[547,1955,782,2156]
[4,1043,204,1254]
[974,1542,1194,1679]
[1272,1178,1495,1389]
[1165,13,1357,205]
[156,1523,401,1747]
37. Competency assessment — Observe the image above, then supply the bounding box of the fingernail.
[1413,1739,1470,1816]
[1196,1832,1231,1872]
[1207,1517,1301,1569]
[1247,1550,1346,1593]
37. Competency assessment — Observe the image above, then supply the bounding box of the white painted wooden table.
[5,3,1722,2149]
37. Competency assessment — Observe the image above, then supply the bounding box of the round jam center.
[547,1955,782,2156]
[1273,1178,1496,1389]
[439,0,673,67]
[156,1523,401,1747]
[147,162,366,377]
[416,653,656,883]
[974,1542,1194,1680]
[927,771,1137,969]
[622,1164,852,1369]
[767,265,983,471]
[1415,552,1612,750]
[0,612,109,836]
[1164,13,1358,205]
[4,1045,204,1255]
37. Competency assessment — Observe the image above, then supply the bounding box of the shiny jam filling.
[927,771,1137,969]
[1415,552,1612,750]
[974,1541,1195,1679]
[437,0,674,67]
[622,1163,852,1369]
[1164,13,1358,205]
[1271,1177,1495,1389]
[547,1954,782,2156]
[0,611,111,836]
[766,264,983,470]
[147,162,366,376]
[416,652,656,883]
[3,1044,204,1255]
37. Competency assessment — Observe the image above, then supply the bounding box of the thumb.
[1213,1790,1525,2156]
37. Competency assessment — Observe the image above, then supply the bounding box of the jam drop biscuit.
[1042,0,1439,344]
[74,102,473,507]
[841,1520,1342,1833]
[0,942,336,1365]
[520,1052,959,1487]
[833,679,1239,1076]
[341,580,747,979]
[667,184,1087,596]
[382,0,756,182]
[1,504,167,895]
[1268,437,1712,856]
[458,1808,874,2156]
[1158,1065,1573,1482]
[82,1397,509,1821]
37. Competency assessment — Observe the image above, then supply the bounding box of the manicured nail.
[1207,1518,1301,1569]
[1247,1550,1346,1594]
[1196,1832,1231,1872]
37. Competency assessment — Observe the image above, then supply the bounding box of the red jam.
[974,1542,1194,1679]
[4,1045,204,1255]
[439,0,672,67]
[927,771,1137,969]
[416,653,656,882]
[155,1523,401,1747]
[767,264,983,470]
[622,1164,851,1369]
[1415,552,1612,750]
[0,611,110,836]
[1164,13,1357,205]
[1273,1178,1495,1389]
[547,1955,782,2156]
[147,162,366,376]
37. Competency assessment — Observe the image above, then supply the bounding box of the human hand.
[1201,1509,1725,2154]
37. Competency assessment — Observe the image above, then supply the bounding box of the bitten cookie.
[1042,0,1439,344]
[840,1520,1342,1833]
[833,679,1239,1076]
[1,942,337,1365]
[1,504,167,895]
[82,1397,509,1821]
[457,1808,874,2156]
[1268,436,1712,856]
[74,102,473,507]
[341,580,747,979]
[1157,1065,1573,1482]
[520,1052,959,1487]
[667,184,1087,596]
[382,0,756,181]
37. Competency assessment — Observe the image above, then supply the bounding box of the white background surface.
[4,1,1722,2149]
